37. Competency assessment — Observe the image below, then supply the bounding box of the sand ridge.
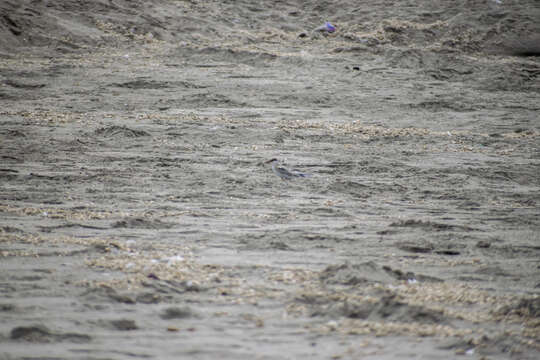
[1,0,540,359]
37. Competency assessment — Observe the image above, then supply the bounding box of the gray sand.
[1,0,539,359]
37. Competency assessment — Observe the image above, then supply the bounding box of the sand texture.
[1,0,540,359]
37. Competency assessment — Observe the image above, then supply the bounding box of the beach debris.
[300,22,337,38]
[166,255,185,266]
[314,22,336,34]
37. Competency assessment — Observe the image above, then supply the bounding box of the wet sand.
[1,0,539,359]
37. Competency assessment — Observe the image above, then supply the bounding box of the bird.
[265,158,311,180]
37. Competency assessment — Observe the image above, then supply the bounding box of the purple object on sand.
[325,22,336,33]
[313,22,337,34]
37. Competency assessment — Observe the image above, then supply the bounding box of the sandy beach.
[1,0,539,359]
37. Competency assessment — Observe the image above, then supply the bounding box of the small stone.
[110,319,137,331]
[160,306,197,320]
[476,241,490,248]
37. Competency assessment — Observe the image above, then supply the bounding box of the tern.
[265,158,311,180]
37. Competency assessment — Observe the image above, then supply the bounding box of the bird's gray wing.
[277,166,294,177]
[291,169,312,177]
